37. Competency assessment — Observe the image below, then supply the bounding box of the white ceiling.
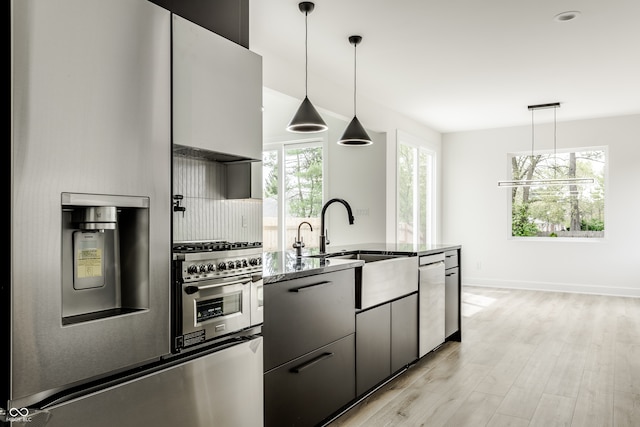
[249,0,640,133]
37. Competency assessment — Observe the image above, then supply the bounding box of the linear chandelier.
[497,102,594,188]
[497,178,595,188]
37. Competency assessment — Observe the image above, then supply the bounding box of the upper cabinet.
[172,15,263,161]
[149,0,249,47]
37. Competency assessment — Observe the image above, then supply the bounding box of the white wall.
[261,46,441,244]
[442,114,640,297]
[262,88,387,246]
[260,45,442,244]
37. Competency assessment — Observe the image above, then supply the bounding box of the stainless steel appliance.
[418,253,446,357]
[9,0,172,412]
[8,1,264,426]
[172,241,264,353]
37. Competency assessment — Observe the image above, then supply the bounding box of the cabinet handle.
[290,352,334,373]
[289,281,333,293]
[446,272,457,277]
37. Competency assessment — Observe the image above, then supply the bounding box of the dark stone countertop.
[299,242,461,257]
[262,243,461,284]
[262,250,364,284]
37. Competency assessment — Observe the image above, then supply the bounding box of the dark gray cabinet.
[226,162,262,199]
[264,334,355,427]
[444,250,461,340]
[391,293,419,372]
[355,293,418,396]
[263,269,356,427]
[355,303,390,396]
[149,0,249,48]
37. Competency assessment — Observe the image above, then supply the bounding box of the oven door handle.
[184,277,250,294]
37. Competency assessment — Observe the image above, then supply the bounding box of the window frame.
[505,145,608,242]
[263,137,326,251]
[396,131,437,246]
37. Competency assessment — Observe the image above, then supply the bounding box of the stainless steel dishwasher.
[418,253,446,357]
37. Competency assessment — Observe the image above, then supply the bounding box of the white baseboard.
[463,277,640,298]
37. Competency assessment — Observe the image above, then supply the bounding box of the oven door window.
[196,291,242,323]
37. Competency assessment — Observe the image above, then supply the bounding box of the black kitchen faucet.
[319,198,355,253]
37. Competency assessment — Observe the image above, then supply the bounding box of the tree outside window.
[397,138,435,245]
[263,142,323,251]
[509,149,605,238]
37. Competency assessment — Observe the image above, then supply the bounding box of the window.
[509,148,606,238]
[397,133,436,245]
[263,140,323,251]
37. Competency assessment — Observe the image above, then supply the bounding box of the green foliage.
[263,150,278,199]
[512,204,539,236]
[263,146,323,219]
[581,218,604,231]
[397,144,414,225]
[510,149,605,238]
[284,147,323,218]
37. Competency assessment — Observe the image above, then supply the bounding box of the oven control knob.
[235,260,243,269]
[242,259,248,268]
[199,264,207,273]
[207,263,215,272]
[249,258,258,266]
[217,262,226,271]
[187,264,199,275]
[227,261,235,270]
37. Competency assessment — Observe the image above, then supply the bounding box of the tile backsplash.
[173,154,262,243]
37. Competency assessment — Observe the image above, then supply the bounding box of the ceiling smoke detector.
[554,11,581,22]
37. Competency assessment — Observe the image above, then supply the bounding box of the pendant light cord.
[304,11,309,97]
[530,104,560,177]
[353,43,358,116]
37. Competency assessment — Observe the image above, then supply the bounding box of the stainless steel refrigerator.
[7,1,263,426]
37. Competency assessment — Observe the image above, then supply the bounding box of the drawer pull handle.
[445,255,455,258]
[446,272,457,277]
[289,281,333,293]
[291,352,334,373]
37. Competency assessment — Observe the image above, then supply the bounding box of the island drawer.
[444,250,458,269]
[263,269,355,372]
[264,333,355,427]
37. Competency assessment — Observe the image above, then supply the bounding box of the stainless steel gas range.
[172,241,264,353]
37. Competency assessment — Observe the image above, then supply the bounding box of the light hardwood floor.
[328,286,640,427]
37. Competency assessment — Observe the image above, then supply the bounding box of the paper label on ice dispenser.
[77,248,103,278]
[73,232,106,289]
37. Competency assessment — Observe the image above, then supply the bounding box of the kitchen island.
[262,250,364,427]
[261,243,461,427]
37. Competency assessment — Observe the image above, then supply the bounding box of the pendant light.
[287,2,328,133]
[338,35,373,146]
[497,102,594,188]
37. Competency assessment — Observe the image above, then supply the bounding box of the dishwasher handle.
[419,252,445,266]
[420,260,445,268]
